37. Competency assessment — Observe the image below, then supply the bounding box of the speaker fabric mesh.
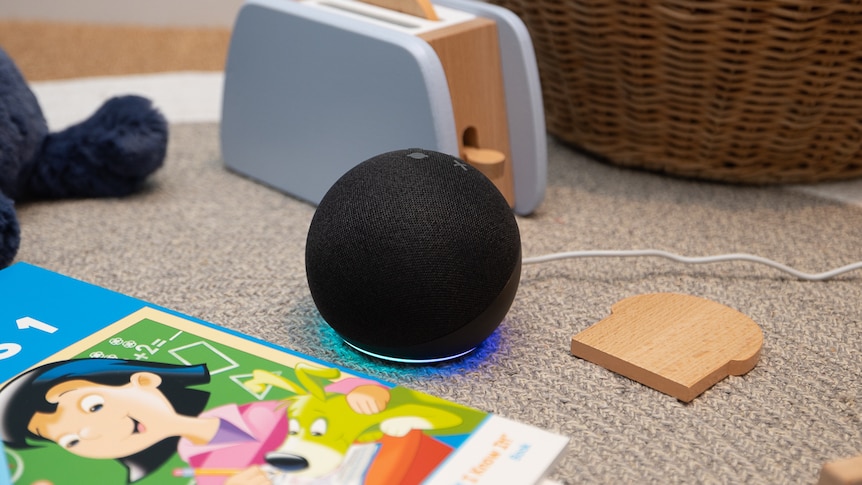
[305,149,521,352]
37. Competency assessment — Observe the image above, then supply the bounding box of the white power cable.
[522,249,862,281]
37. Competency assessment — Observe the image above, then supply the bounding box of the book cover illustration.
[0,263,567,485]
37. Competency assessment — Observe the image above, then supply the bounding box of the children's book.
[0,262,567,485]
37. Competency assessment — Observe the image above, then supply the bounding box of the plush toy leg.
[0,192,20,268]
[23,95,168,199]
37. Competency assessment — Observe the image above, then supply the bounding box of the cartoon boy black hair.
[0,358,210,482]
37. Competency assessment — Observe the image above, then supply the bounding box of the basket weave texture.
[490,0,862,183]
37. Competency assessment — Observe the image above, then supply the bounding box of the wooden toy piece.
[818,454,862,485]
[570,293,763,402]
[462,146,506,179]
[358,0,439,20]
[419,18,515,206]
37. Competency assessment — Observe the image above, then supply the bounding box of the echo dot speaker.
[305,149,522,363]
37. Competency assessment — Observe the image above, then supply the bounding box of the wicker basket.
[489,0,862,183]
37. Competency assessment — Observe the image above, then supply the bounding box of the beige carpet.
[2,20,862,485]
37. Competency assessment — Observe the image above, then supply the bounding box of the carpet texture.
[3,20,862,485]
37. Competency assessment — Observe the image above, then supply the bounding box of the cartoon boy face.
[27,372,178,459]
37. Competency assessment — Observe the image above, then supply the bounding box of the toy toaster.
[221,0,546,215]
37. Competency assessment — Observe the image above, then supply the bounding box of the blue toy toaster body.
[221,0,546,215]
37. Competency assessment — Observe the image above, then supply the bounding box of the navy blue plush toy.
[0,47,167,267]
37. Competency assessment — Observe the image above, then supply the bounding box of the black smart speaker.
[305,149,522,363]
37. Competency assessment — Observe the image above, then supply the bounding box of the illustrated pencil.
[172,467,242,477]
